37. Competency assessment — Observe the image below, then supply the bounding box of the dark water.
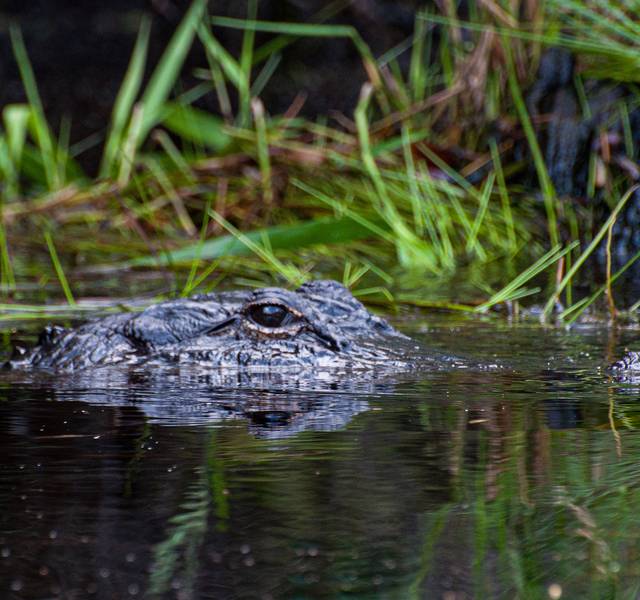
[2,315,640,599]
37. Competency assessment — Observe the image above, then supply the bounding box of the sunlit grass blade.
[3,104,30,167]
[207,211,307,285]
[0,104,29,198]
[117,104,145,186]
[355,83,436,270]
[401,126,425,237]
[144,157,196,236]
[252,0,350,65]
[44,230,76,306]
[152,130,195,180]
[409,9,430,102]
[548,0,640,44]
[466,173,494,258]
[291,179,395,242]
[489,139,516,252]
[0,136,13,199]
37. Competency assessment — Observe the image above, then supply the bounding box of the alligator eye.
[247,304,295,328]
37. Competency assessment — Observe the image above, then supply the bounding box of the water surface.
[2,315,640,599]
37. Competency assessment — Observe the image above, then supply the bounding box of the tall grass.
[1,0,639,319]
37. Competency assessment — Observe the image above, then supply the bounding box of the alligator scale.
[7,280,416,372]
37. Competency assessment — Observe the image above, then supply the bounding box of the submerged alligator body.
[7,280,419,373]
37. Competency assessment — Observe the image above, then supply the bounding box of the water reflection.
[1,318,640,598]
[4,365,380,436]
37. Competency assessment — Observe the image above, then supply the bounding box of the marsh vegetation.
[1,0,640,321]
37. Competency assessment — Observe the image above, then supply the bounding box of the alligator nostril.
[38,325,66,348]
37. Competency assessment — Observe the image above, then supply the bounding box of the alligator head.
[7,280,417,372]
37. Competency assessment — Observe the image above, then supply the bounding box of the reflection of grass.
[3,1,640,317]
[148,430,229,597]
[147,467,211,598]
[406,505,452,598]
[408,398,640,598]
[120,377,640,597]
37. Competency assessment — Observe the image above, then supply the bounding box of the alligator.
[8,277,639,381]
[6,280,422,373]
[610,351,640,374]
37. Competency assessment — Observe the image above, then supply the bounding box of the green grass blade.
[543,185,638,318]
[117,104,145,186]
[210,17,380,87]
[126,216,379,268]
[252,0,350,64]
[10,25,61,190]
[182,193,213,296]
[466,173,495,257]
[3,104,30,166]
[409,9,429,102]
[162,103,231,151]
[502,35,558,247]
[476,243,578,312]
[0,220,15,292]
[355,84,434,269]
[198,25,244,89]
[152,130,194,180]
[0,136,13,198]
[251,98,272,204]
[137,0,207,142]
[250,51,282,97]
[44,230,76,306]
[489,139,517,252]
[208,211,305,285]
[211,17,361,38]
[561,245,640,323]
[100,16,151,178]
[0,104,29,198]
[238,0,257,126]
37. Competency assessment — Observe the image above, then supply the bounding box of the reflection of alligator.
[10,365,374,438]
[7,280,424,372]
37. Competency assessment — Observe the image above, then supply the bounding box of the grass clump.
[1,0,640,323]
